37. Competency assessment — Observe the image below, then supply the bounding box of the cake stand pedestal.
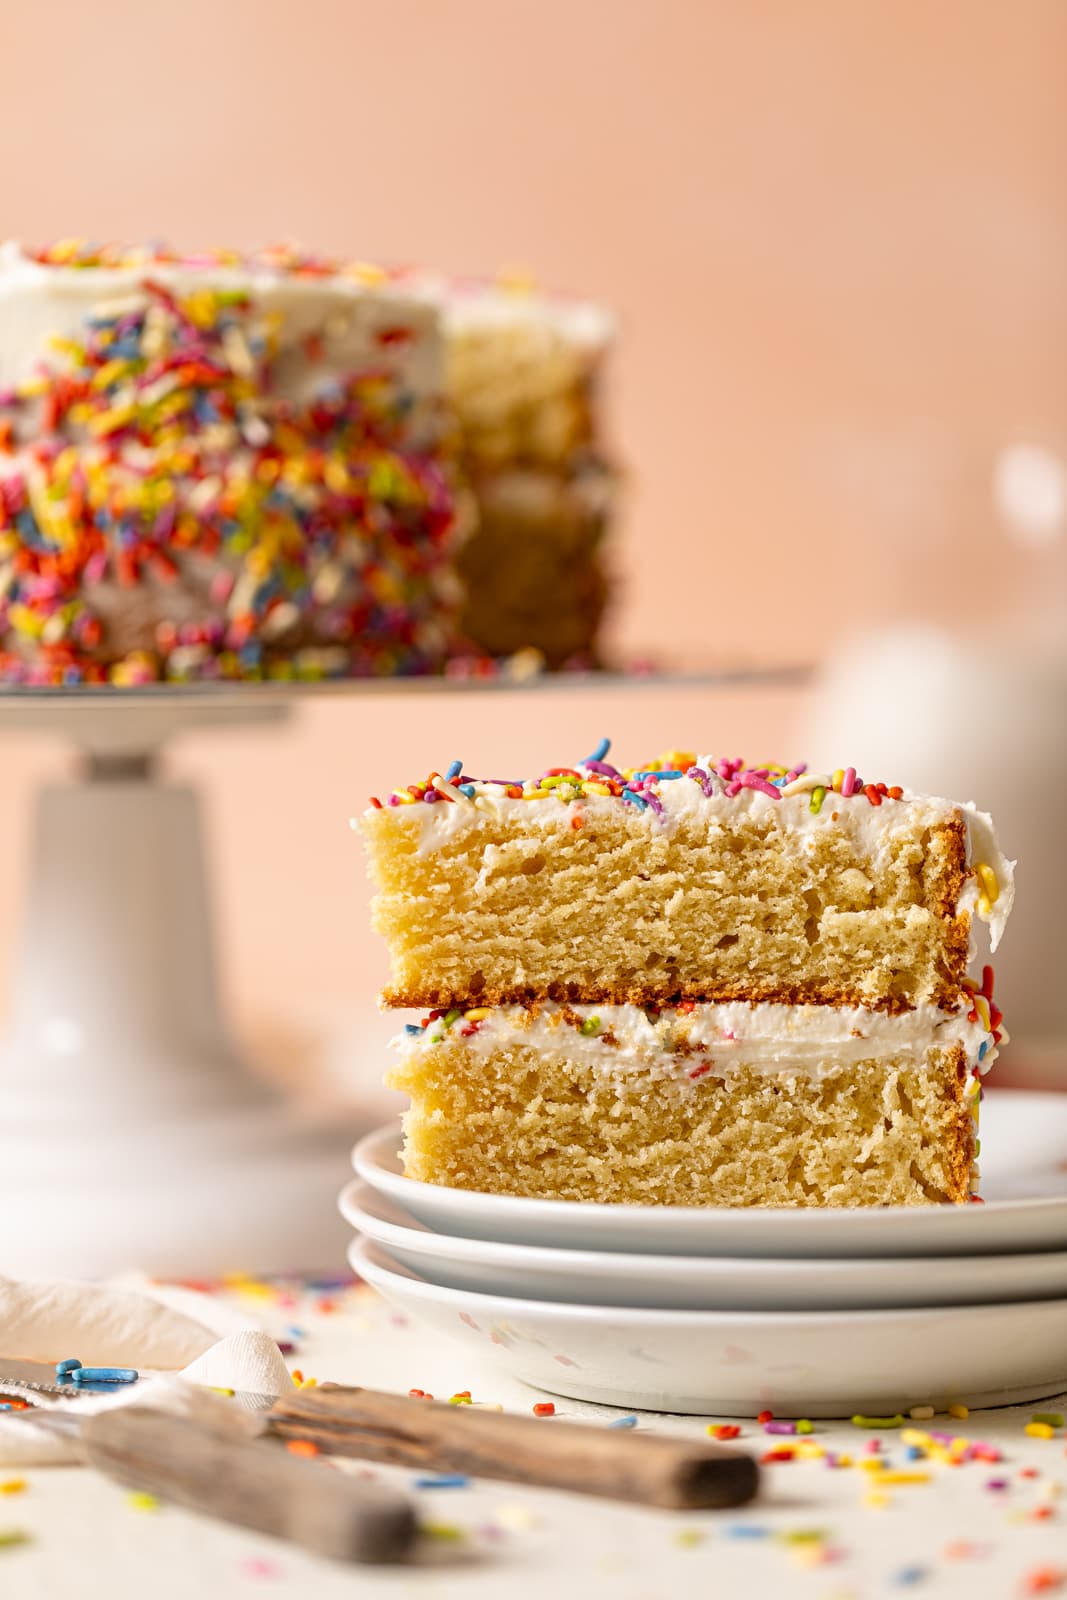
[0,662,811,1278]
[0,696,355,1279]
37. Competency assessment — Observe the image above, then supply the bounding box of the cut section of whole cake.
[434,278,615,668]
[359,746,1014,1207]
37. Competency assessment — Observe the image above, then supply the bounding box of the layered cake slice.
[360,745,1013,1207]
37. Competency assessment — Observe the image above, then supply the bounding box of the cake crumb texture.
[365,805,969,1011]
[388,1043,975,1207]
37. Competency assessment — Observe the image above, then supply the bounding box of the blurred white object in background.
[805,441,1067,1085]
[0,697,356,1278]
[994,441,1066,551]
[806,628,1067,1078]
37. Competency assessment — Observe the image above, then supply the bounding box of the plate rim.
[349,1235,1067,1328]
[339,1176,1067,1279]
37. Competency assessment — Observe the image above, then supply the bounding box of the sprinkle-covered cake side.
[0,241,459,684]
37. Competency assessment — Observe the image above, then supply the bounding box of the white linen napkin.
[0,1274,294,1466]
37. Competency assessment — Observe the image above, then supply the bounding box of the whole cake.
[360,745,1014,1207]
[0,243,615,684]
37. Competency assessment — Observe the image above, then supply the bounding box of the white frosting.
[956,802,1016,953]
[368,768,1015,952]
[402,268,614,353]
[0,241,442,413]
[394,997,1002,1089]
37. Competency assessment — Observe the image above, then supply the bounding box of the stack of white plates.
[341,1090,1067,1416]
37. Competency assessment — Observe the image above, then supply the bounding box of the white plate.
[351,1237,1067,1416]
[339,1177,1067,1311]
[352,1090,1067,1259]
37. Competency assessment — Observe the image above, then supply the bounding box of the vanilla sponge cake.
[359,744,1013,1208]
[389,992,1003,1206]
[426,274,615,666]
[362,751,1013,1012]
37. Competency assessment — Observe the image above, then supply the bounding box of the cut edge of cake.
[360,753,1014,1013]
[359,745,1014,1209]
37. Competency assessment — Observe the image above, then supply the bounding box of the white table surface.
[2,1273,1065,1600]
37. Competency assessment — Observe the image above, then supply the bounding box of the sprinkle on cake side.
[0,241,459,684]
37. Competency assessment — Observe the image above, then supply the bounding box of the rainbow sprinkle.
[367,742,912,817]
[0,245,460,683]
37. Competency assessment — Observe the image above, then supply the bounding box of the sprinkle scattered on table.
[284,1439,320,1459]
[239,1555,283,1580]
[126,1492,161,1513]
[1021,1568,1066,1594]
[421,1521,466,1543]
[493,1504,540,1532]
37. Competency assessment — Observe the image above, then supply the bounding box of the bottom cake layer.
[388,999,1001,1207]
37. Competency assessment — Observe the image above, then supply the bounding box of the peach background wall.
[1,1,1064,1069]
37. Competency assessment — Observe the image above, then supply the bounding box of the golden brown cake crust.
[383,977,964,1012]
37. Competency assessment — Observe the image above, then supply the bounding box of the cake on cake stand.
[0,668,808,1279]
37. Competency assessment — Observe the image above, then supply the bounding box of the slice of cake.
[360,745,1013,1208]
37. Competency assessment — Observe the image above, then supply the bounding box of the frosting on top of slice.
[361,740,1016,951]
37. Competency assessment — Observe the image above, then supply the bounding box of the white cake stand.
[0,667,809,1279]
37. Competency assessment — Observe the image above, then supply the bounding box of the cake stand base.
[0,699,355,1279]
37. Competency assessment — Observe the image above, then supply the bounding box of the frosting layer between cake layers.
[394,996,1003,1087]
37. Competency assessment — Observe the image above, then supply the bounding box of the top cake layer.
[359,745,1014,1011]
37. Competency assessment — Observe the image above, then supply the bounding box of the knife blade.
[0,1357,275,1408]
[0,1359,416,1563]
